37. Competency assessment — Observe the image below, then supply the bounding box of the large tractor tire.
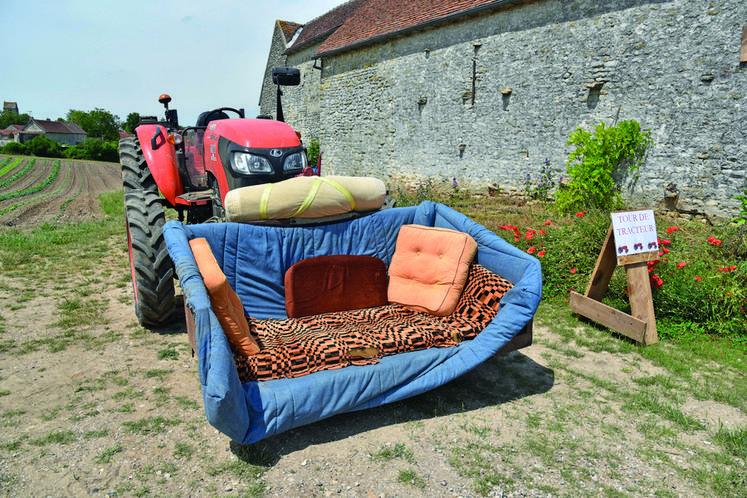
[124,189,175,327]
[119,137,156,192]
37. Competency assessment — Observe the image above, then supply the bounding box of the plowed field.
[0,155,121,227]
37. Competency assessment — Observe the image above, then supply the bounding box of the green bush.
[732,189,747,227]
[2,142,27,155]
[554,120,653,214]
[305,138,320,170]
[26,135,63,158]
[63,139,119,162]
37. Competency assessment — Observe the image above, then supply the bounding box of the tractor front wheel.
[119,137,156,192]
[124,189,175,327]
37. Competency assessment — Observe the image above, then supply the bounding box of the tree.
[67,108,121,141]
[123,112,140,135]
[0,109,31,129]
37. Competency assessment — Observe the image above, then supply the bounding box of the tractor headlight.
[283,151,308,172]
[233,152,272,174]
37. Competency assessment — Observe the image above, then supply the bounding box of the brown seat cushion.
[387,225,478,316]
[284,255,388,318]
[189,237,260,356]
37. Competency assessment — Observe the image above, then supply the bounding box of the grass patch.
[370,442,415,463]
[397,468,426,489]
[29,430,76,446]
[123,416,181,435]
[94,443,122,464]
[714,424,747,460]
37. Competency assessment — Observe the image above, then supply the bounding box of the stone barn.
[260,0,747,219]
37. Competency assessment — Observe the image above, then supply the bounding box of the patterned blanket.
[234,264,513,382]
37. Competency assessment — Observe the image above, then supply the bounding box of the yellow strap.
[259,184,273,220]
[321,178,356,211]
[290,177,324,217]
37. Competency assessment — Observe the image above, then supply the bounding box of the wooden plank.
[742,26,747,63]
[618,250,659,266]
[569,291,646,343]
[626,263,659,345]
[585,225,618,301]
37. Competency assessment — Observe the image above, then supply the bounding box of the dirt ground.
[0,160,744,497]
[0,157,121,227]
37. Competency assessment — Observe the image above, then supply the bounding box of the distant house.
[0,124,23,146]
[18,118,87,146]
[3,102,19,114]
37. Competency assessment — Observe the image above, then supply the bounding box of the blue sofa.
[163,201,542,444]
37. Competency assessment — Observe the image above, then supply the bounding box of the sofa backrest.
[182,206,415,318]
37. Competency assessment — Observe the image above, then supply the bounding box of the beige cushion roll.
[224,175,386,222]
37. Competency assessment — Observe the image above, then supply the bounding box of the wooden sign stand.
[568,225,659,345]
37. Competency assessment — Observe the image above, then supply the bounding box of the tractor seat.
[196,110,230,127]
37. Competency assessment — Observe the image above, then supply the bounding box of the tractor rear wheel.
[119,137,156,192]
[124,189,175,327]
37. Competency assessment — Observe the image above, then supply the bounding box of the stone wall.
[270,0,747,218]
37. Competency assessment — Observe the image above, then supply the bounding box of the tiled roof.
[26,119,87,135]
[278,20,303,44]
[290,0,514,57]
[286,0,368,53]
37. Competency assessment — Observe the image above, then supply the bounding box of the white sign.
[611,209,658,257]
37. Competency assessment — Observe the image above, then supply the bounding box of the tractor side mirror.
[272,67,300,86]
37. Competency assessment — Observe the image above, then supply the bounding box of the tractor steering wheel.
[197,107,245,127]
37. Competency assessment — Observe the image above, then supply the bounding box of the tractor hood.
[205,119,301,149]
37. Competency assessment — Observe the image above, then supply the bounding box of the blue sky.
[0,0,343,125]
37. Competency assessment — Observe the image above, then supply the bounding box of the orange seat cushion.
[284,255,388,318]
[387,225,478,316]
[189,238,260,356]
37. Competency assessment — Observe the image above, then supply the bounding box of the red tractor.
[119,67,313,327]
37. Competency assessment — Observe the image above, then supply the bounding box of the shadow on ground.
[229,350,554,466]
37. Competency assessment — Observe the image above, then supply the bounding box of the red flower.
[676,262,687,269]
[667,227,679,234]
[662,247,670,254]
[543,220,552,225]
[538,250,546,257]
[650,273,664,289]
[570,268,577,274]
[661,239,671,245]
[526,232,534,240]
[695,276,702,282]
[575,211,586,217]
[527,246,536,254]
